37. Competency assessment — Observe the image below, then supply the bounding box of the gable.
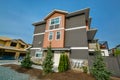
[44,10,68,20]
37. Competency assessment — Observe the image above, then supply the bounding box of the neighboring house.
[31,8,109,70]
[109,44,120,55]
[89,40,109,56]
[0,36,29,60]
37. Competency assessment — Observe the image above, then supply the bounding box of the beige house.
[0,36,29,59]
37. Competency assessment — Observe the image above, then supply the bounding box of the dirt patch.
[1,64,120,80]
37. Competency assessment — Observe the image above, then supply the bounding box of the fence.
[88,55,120,77]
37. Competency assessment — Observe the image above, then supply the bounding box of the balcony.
[87,28,97,40]
[89,43,100,50]
[89,41,109,50]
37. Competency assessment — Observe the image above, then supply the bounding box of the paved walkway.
[0,60,42,70]
[0,60,19,65]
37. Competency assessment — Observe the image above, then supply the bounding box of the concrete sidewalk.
[0,60,19,65]
[0,60,42,70]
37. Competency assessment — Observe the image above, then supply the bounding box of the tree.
[58,53,69,72]
[114,48,120,56]
[91,46,111,80]
[64,54,69,70]
[21,50,33,68]
[58,54,64,72]
[42,43,54,75]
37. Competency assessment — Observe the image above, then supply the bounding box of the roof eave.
[32,21,46,26]
[44,9,68,20]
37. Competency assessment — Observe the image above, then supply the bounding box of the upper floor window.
[49,17,61,30]
[10,42,17,47]
[49,32,53,41]
[56,31,61,40]
[20,44,25,48]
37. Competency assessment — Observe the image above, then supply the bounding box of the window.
[50,17,60,25]
[10,42,17,47]
[35,50,43,58]
[49,32,53,40]
[56,31,61,40]
[89,52,95,56]
[20,44,25,48]
[49,17,61,30]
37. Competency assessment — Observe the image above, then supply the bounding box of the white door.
[53,53,60,72]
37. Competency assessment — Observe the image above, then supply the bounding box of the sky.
[0,0,120,48]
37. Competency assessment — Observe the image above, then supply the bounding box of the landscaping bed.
[1,64,120,80]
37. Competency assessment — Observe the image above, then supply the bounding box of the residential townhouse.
[31,8,109,70]
[0,36,29,59]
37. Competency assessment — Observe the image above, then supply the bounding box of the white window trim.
[48,32,54,41]
[49,16,61,29]
[56,31,61,40]
[35,50,43,58]
[33,26,86,36]
[31,48,42,50]
[34,32,45,36]
[45,28,64,32]
[71,47,88,49]
[65,26,86,31]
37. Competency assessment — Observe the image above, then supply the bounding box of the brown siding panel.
[33,35,44,47]
[70,50,88,59]
[34,24,46,34]
[65,28,88,47]
[65,14,86,29]
[30,50,36,56]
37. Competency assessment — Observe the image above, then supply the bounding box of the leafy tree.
[58,54,64,72]
[58,53,69,72]
[21,50,33,68]
[91,49,111,80]
[64,54,69,70]
[42,43,54,75]
[114,48,120,56]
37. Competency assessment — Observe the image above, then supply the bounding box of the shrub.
[82,66,88,73]
[42,43,54,75]
[58,53,69,72]
[90,50,111,80]
[21,50,32,68]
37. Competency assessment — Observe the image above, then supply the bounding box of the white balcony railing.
[89,43,100,49]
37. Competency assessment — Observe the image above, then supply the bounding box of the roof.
[32,20,46,26]
[0,36,28,45]
[66,8,90,19]
[0,36,12,41]
[32,8,90,26]
[17,39,28,45]
[44,9,68,20]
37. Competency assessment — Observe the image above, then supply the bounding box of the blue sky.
[0,0,120,48]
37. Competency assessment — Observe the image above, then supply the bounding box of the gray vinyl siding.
[32,35,44,47]
[70,50,88,59]
[30,50,36,56]
[65,14,86,29]
[34,24,46,34]
[65,28,88,47]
